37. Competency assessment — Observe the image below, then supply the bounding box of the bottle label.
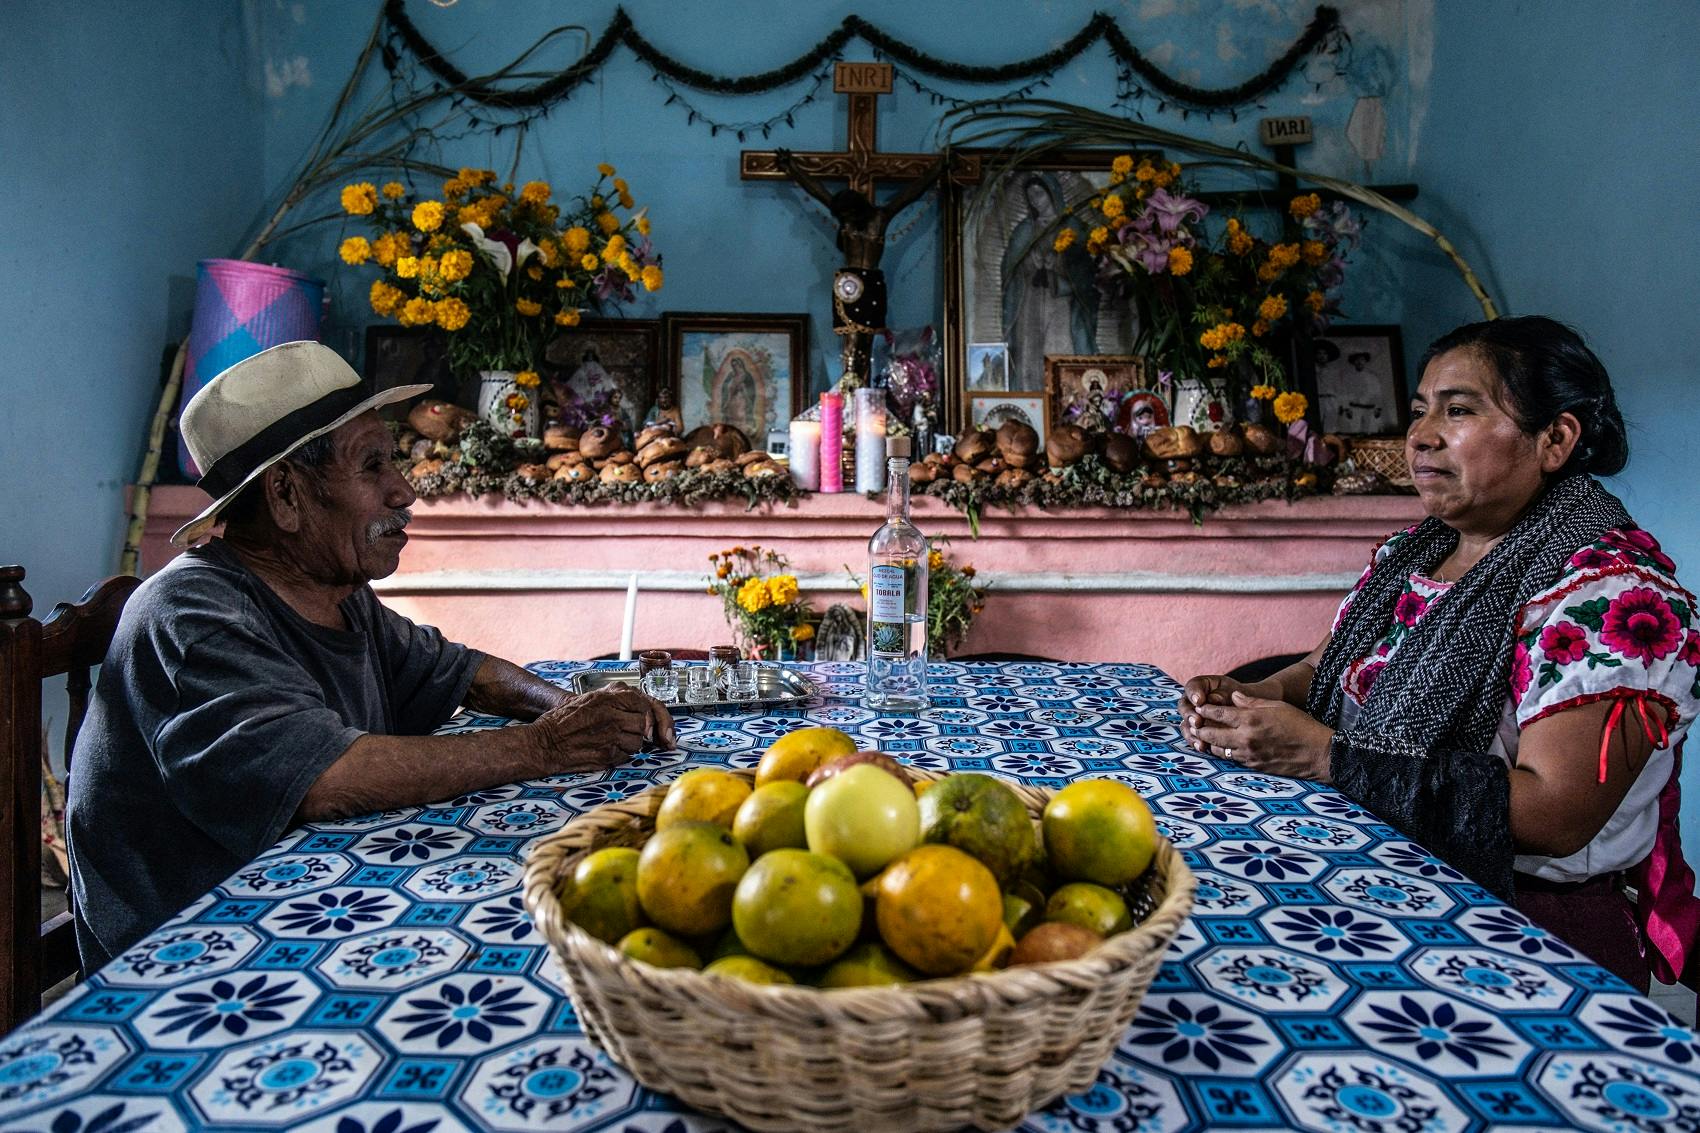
[869,563,906,656]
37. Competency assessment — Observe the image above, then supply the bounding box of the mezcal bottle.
[866,436,928,710]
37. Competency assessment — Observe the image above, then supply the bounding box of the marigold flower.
[527,265,543,281]
[1167,246,1193,275]
[596,211,619,234]
[554,308,582,326]
[442,177,466,200]
[962,565,976,578]
[564,227,592,255]
[1100,194,1126,220]
[1111,154,1134,175]
[1305,289,1326,313]
[338,236,371,265]
[557,278,577,289]
[1250,384,1277,400]
[505,392,530,412]
[1089,225,1110,246]
[369,281,403,316]
[1274,391,1309,424]
[411,200,445,232]
[395,256,420,279]
[1134,161,1155,183]
[737,577,772,613]
[515,298,543,317]
[1267,243,1301,270]
[717,564,730,578]
[433,297,470,331]
[636,215,652,236]
[1289,192,1322,220]
[513,370,541,389]
[1052,228,1077,253]
[1229,230,1254,256]
[929,549,945,571]
[340,182,377,215]
[1207,355,1229,368]
[381,181,406,200]
[1198,322,1246,351]
[598,162,615,176]
[581,253,600,272]
[520,180,551,205]
[1251,319,1270,337]
[619,191,635,209]
[641,265,664,292]
[1108,170,1126,185]
[1258,294,1288,322]
[604,234,627,259]
[790,624,815,642]
[1302,240,1328,266]
[438,249,473,281]
[398,297,435,327]
[767,575,800,605]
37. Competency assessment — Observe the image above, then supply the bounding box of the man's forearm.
[463,656,570,721]
[296,725,548,823]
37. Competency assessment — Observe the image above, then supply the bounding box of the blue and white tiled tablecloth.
[2,661,1698,1132]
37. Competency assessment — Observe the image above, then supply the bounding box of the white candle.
[619,573,637,660]
[788,419,821,490]
[854,387,887,493]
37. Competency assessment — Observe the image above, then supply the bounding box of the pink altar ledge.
[137,486,1423,679]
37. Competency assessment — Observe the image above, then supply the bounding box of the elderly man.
[67,341,673,968]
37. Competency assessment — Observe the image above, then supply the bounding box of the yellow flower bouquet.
[340,164,663,376]
[706,546,818,659]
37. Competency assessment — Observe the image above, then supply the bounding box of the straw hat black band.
[197,384,371,499]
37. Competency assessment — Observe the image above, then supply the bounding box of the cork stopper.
[886,435,912,459]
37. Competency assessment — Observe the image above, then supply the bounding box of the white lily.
[461,224,539,281]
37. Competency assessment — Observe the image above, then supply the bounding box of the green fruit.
[818,941,920,988]
[732,849,862,967]
[1002,892,1042,939]
[561,847,646,944]
[635,821,750,936]
[703,955,795,985]
[916,772,1037,886]
[617,927,702,969]
[805,763,920,878]
[1044,882,1133,937]
[732,781,811,857]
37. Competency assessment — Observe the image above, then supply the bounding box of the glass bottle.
[866,435,928,711]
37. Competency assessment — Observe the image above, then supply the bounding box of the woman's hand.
[1176,675,1259,750]
[1189,690,1335,782]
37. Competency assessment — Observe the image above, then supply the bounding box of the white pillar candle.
[854,387,887,493]
[619,573,637,660]
[788,419,821,490]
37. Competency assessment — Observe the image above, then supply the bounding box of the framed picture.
[663,312,809,441]
[363,326,456,415]
[943,149,1145,428]
[1043,354,1149,435]
[966,342,1010,391]
[1311,325,1407,434]
[968,391,1048,450]
[542,318,660,437]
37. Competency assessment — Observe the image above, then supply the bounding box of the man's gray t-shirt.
[66,540,483,969]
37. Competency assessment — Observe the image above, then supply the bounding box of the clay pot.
[1242,423,1282,456]
[1102,432,1140,474]
[994,420,1040,469]
[408,400,477,443]
[579,426,621,460]
[954,430,996,464]
[684,423,750,459]
[543,425,581,452]
[1208,429,1245,458]
[635,437,687,468]
[1046,423,1090,468]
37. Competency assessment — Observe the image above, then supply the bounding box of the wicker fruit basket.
[1346,435,1414,487]
[521,766,1195,1133]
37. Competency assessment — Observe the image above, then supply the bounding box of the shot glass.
[640,667,678,704]
[728,661,761,701]
[637,650,672,677]
[686,665,719,704]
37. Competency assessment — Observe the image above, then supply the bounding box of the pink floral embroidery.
[1539,621,1591,665]
[1681,629,1700,667]
[1359,659,1386,695]
[1568,546,1618,572]
[1393,590,1430,627]
[1600,587,1684,664]
[1603,527,1678,573]
[1510,640,1533,701]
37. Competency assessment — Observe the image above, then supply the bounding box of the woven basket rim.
[521,767,1195,1022]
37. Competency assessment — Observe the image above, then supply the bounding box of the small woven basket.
[522,767,1195,1133]
[1346,435,1414,487]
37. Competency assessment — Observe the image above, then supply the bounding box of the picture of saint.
[711,351,765,435]
[967,342,1009,391]
[541,321,660,435]
[668,318,805,438]
[1044,355,1147,438]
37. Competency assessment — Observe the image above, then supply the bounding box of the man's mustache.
[365,509,413,542]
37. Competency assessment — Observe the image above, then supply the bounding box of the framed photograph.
[943,149,1146,428]
[363,326,456,415]
[968,391,1048,450]
[663,312,808,441]
[966,342,1010,391]
[542,318,660,437]
[1311,325,1407,434]
[1043,354,1149,435]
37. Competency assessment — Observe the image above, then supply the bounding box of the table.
[3,662,1697,1133]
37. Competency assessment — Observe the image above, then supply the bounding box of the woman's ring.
[1224,747,1234,760]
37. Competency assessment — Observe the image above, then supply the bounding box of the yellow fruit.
[559,847,646,944]
[636,820,750,936]
[617,927,701,969]
[732,849,862,967]
[732,781,810,857]
[1002,891,1042,939]
[703,955,794,984]
[818,941,920,987]
[1045,882,1133,937]
[875,845,1003,976]
[755,726,857,786]
[972,924,1017,972]
[656,769,752,830]
[917,772,1038,886]
[1042,779,1158,886]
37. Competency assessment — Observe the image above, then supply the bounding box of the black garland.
[383,1,1342,115]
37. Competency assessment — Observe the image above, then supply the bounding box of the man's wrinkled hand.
[529,685,676,773]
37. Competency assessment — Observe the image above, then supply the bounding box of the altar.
[138,486,1422,677]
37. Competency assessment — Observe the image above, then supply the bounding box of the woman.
[1180,316,1698,992]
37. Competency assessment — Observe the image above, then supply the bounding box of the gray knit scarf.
[1307,474,1632,895]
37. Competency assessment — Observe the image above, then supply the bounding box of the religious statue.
[643,386,683,433]
[772,146,944,386]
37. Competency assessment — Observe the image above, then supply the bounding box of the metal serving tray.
[571,664,816,710]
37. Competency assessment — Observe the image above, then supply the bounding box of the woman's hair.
[1419,315,1628,477]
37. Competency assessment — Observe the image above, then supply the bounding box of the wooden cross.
[740,62,976,198]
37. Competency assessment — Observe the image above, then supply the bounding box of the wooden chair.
[0,565,139,1033]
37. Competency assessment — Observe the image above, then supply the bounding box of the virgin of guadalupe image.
[705,348,768,437]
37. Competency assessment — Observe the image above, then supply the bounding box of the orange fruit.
[559,847,646,945]
[917,772,1038,886]
[636,820,750,936]
[1042,779,1157,887]
[732,849,862,967]
[656,769,752,830]
[1045,882,1133,937]
[703,955,794,984]
[755,726,857,787]
[732,781,810,857]
[875,845,1003,976]
[972,924,1017,972]
[818,941,920,988]
[617,927,701,969]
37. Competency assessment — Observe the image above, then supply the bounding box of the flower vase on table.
[477,369,541,439]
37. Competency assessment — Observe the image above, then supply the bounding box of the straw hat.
[171,340,430,547]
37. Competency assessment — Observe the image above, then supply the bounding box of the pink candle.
[819,392,844,493]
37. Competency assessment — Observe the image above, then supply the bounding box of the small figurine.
[644,386,684,433]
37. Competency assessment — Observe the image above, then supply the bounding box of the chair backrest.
[0,565,138,1033]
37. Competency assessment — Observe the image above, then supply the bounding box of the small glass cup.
[686,665,719,704]
[637,650,672,677]
[706,644,740,690]
[728,660,761,701]
[640,667,678,704]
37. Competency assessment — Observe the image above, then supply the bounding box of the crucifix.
[742,62,974,386]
